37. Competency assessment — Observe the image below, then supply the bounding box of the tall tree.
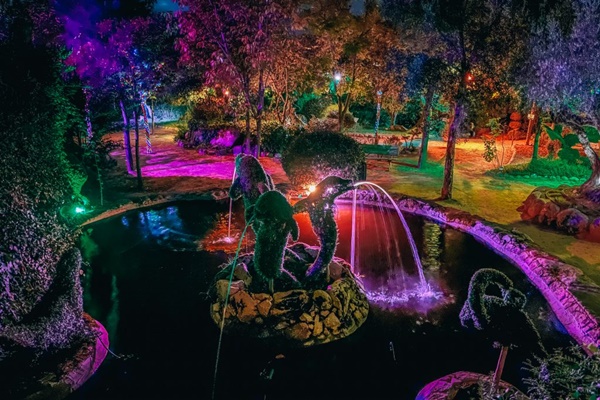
[305,0,404,132]
[177,0,293,157]
[384,0,529,199]
[521,0,600,200]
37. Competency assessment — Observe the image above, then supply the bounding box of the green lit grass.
[486,158,590,185]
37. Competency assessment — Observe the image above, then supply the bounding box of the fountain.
[208,156,369,347]
[345,182,444,308]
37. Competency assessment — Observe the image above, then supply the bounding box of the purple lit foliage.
[521,0,600,197]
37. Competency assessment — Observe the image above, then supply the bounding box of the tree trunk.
[576,127,600,194]
[374,91,382,145]
[338,94,344,132]
[256,68,265,158]
[440,99,464,200]
[133,108,143,191]
[532,116,542,161]
[525,102,537,146]
[245,108,251,154]
[418,86,435,169]
[119,99,134,173]
[493,346,509,389]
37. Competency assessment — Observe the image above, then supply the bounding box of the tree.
[384,0,530,199]
[305,0,404,132]
[460,269,543,391]
[521,0,600,201]
[177,0,294,157]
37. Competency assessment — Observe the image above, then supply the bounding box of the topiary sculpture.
[229,154,275,226]
[252,191,299,293]
[293,176,353,282]
[460,268,543,390]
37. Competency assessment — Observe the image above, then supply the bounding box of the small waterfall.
[352,181,428,292]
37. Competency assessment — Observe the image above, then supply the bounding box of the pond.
[69,200,572,400]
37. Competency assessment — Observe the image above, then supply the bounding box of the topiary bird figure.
[460,268,544,390]
[252,191,299,293]
[293,176,353,283]
[229,154,275,228]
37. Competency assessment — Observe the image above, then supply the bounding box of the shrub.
[281,130,365,188]
[524,345,600,399]
[350,103,391,129]
[488,158,591,180]
[261,126,298,155]
[295,93,329,120]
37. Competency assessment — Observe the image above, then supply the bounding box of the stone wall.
[210,248,369,346]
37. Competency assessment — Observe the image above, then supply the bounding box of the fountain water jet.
[351,181,430,296]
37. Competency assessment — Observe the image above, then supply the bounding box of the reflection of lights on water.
[366,288,447,309]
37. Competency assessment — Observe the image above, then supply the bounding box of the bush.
[281,130,365,188]
[349,103,391,129]
[0,20,84,356]
[261,126,298,155]
[295,93,329,120]
[488,158,591,180]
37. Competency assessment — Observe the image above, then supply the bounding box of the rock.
[231,290,258,323]
[313,290,332,310]
[216,280,246,302]
[320,310,330,317]
[253,293,272,302]
[287,322,312,341]
[538,202,561,224]
[257,299,272,318]
[299,313,313,323]
[273,290,309,309]
[313,315,323,336]
[556,208,589,233]
[330,293,342,312]
[353,310,363,321]
[323,313,341,331]
[233,263,252,284]
[274,321,289,330]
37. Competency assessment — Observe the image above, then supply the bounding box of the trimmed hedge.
[281,131,365,188]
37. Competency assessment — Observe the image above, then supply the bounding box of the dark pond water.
[69,200,572,400]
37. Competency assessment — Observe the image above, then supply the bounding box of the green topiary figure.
[460,268,543,390]
[281,131,364,189]
[294,176,353,282]
[252,191,299,293]
[229,154,275,226]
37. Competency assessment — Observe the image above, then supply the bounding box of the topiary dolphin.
[293,176,353,281]
[253,190,299,293]
[229,154,275,226]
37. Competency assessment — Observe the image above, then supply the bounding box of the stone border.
[79,191,228,227]
[415,371,528,400]
[340,195,600,351]
[25,313,108,400]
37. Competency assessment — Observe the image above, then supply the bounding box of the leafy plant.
[281,131,365,188]
[523,345,600,399]
[544,124,585,164]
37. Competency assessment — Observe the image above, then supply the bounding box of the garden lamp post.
[374,90,383,145]
[334,72,343,131]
